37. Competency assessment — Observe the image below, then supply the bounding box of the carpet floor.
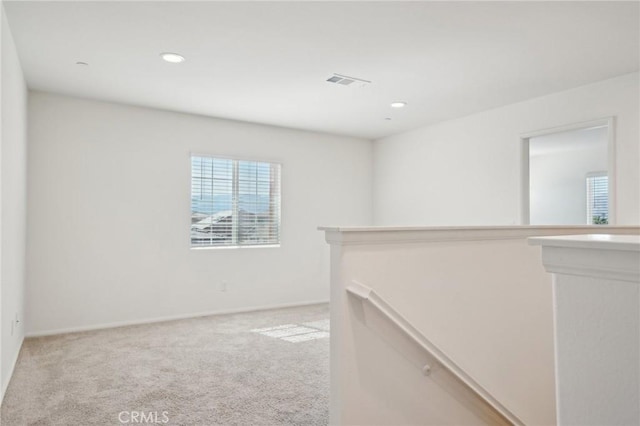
[1,304,329,426]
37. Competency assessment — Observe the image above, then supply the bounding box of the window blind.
[586,172,608,225]
[190,155,281,247]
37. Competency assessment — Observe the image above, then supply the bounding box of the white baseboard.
[26,300,329,338]
[1,335,24,405]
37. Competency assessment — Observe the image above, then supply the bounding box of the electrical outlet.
[12,313,20,336]
[220,281,228,292]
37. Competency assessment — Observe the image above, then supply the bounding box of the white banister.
[529,234,640,425]
[347,281,524,425]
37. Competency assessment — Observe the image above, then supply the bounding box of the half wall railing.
[321,225,640,425]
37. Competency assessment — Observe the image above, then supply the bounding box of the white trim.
[519,136,530,225]
[540,262,638,282]
[190,244,280,251]
[189,151,283,167]
[320,225,640,246]
[25,300,329,338]
[529,234,640,282]
[519,116,616,225]
[1,336,24,405]
[529,234,640,251]
[519,118,611,140]
[606,117,617,224]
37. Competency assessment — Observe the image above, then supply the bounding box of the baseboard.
[1,335,25,405]
[26,299,329,338]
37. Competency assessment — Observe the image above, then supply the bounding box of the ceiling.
[4,1,639,140]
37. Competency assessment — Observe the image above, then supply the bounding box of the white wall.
[530,128,608,225]
[0,5,27,400]
[26,92,372,336]
[373,73,640,226]
[532,235,640,425]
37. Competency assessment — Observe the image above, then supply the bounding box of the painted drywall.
[1,6,27,400]
[533,236,640,425]
[554,277,638,425]
[26,92,372,335]
[530,127,608,225]
[373,73,639,226]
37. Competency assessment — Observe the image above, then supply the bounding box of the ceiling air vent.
[326,73,371,87]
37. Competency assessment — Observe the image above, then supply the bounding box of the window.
[190,155,281,247]
[586,172,608,225]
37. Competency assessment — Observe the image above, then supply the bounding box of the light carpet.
[1,304,329,425]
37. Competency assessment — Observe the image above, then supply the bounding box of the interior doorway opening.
[520,118,615,225]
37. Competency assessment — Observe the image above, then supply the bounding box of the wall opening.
[520,118,616,225]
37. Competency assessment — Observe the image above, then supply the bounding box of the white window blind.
[586,172,608,225]
[190,155,281,247]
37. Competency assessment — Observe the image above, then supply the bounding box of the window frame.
[586,171,608,225]
[189,153,282,249]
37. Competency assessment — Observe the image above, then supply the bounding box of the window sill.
[190,244,281,251]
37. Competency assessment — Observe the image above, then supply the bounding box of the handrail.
[347,280,525,426]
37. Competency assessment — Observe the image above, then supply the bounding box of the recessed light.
[160,52,185,64]
[385,118,392,121]
[76,61,89,66]
[390,102,407,108]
